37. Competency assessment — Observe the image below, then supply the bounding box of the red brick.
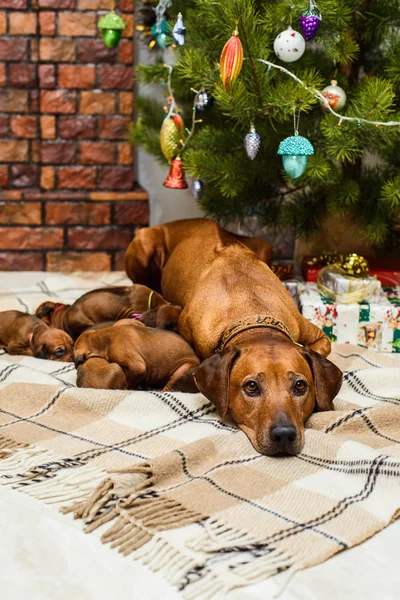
[99,166,133,190]
[58,166,96,189]
[59,116,96,140]
[67,226,131,250]
[39,64,56,89]
[98,66,132,90]
[30,39,39,62]
[119,92,133,115]
[41,142,76,165]
[114,251,125,270]
[47,251,111,273]
[46,202,110,225]
[58,65,95,89]
[89,190,148,201]
[80,92,116,115]
[9,65,36,88]
[0,64,5,87]
[0,39,28,61]
[78,0,109,8]
[0,90,28,113]
[40,39,75,62]
[0,141,29,162]
[11,116,37,139]
[0,165,7,187]
[0,252,44,271]
[26,191,88,201]
[121,14,133,38]
[77,39,117,64]
[40,116,56,139]
[118,40,133,65]
[0,1,27,9]
[31,140,40,163]
[58,12,96,36]
[40,90,76,114]
[0,115,8,137]
[0,13,5,37]
[80,142,115,165]
[39,11,56,36]
[0,190,22,200]
[41,166,55,190]
[10,165,39,188]
[0,227,63,250]
[38,0,74,8]
[119,0,134,10]
[114,202,149,225]
[30,90,39,112]
[99,116,130,140]
[118,142,132,165]
[9,12,37,35]
[0,202,41,225]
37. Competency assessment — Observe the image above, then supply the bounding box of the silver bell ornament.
[321,80,347,112]
[244,125,261,160]
[273,26,305,63]
[172,12,186,46]
[191,179,205,200]
[277,134,314,179]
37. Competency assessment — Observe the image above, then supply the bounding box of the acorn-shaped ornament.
[277,134,314,179]
[98,12,126,49]
[321,80,347,111]
[244,125,261,160]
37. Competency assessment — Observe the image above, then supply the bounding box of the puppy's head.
[139,304,182,333]
[35,301,65,325]
[193,341,342,456]
[32,326,74,362]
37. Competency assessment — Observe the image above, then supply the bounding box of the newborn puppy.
[0,310,73,362]
[74,324,200,391]
[138,304,182,333]
[35,284,168,340]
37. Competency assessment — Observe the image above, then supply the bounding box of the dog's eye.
[243,380,260,396]
[54,348,65,358]
[294,380,308,395]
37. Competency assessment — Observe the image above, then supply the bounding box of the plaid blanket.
[0,274,400,598]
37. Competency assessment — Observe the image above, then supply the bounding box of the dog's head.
[139,304,182,333]
[35,301,66,325]
[193,341,342,456]
[31,326,74,362]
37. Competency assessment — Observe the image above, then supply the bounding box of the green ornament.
[277,134,314,179]
[151,20,172,49]
[98,12,126,49]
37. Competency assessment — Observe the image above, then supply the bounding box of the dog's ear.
[193,345,241,417]
[35,343,49,360]
[36,302,57,324]
[305,349,343,412]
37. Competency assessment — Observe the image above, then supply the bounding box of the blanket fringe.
[0,433,27,458]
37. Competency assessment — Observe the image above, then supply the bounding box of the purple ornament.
[300,10,321,41]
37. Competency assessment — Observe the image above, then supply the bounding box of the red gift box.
[302,256,400,287]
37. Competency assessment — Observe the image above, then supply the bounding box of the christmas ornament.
[277,134,314,179]
[273,26,305,63]
[300,1,322,41]
[172,12,186,46]
[191,179,205,200]
[160,113,185,162]
[244,125,261,160]
[306,252,370,278]
[195,91,213,111]
[321,80,347,111]
[163,157,188,189]
[220,25,243,89]
[98,12,126,49]
[151,19,171,49]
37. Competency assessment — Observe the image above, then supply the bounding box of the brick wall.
[0,0,148,272]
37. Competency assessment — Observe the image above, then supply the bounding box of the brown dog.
[35,284,168,340]
[74,324,200,391]
[0,310,74,362]
[125,218,342,456]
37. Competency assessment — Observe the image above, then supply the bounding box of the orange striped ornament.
[220,27,243,89]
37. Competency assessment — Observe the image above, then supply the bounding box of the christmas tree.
[132,0,400,253]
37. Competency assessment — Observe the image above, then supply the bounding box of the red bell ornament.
[163,157,188,189]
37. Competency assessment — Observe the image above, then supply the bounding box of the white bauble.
[321,80,347,111]
[273,26,305,63]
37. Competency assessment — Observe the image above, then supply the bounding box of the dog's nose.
[270,425,297,452]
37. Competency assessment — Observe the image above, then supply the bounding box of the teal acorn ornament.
[277,134,314,179]
[151,19,172,49]
[98,12,126,49]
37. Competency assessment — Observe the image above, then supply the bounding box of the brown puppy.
[125,218,342,456]
[139,304,182,333]
[74,324,200,391]
[35,284,167,340]
[0,310,73,362]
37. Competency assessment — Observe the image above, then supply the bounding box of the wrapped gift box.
[299,283,400,352]
[302,256,400,286]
